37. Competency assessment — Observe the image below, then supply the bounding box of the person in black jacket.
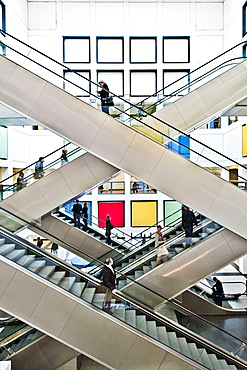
[105,214,113,245]
[212,277,225,306]
[182,205,198,237]
[97,80,110,115]
[102,258,116,313]
[81,202,88,231]
[72,199,82,228]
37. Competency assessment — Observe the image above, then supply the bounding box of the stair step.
[150,261,156,269]
[146,321,158,340]
[143,265,152,274]
[136,315,147,334]
[17,255,35,267]
[70,282,86,297]
[113,308,125,321]
[0,244,16,256]
[174,247,184,254]
[81,287,96,303]
[208,354,226,370]
[135,270,143,279]
[0,238,5,246]
[28,260,46,273]
[178,337,190,357]
[187,342,200,360]
[157,326,168,344]
[92,293,105,308]
[199,349,213,368]
[167,331,180,352]
[49,271,66,285]
[59,277,77,291]
[5,249,25,261]
[38,266,56,279]
[125,310,136,327]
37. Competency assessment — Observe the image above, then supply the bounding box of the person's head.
[19,171,24,176]
[106,214,111,220]
[213,277,218,282]
[75,199,79,203]
[141,101,145,107]
[39,157,44,162]
[99,80,105,87]
[182,205,189,210]
[105,258,113,266]
[37,237,40,240]
[157,225,162,231]
[62,149,67,154]
[84,202,88,207]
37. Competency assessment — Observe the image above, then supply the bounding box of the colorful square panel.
[164,200,182,227]
[98,202,125,227]
[131,201,157,227]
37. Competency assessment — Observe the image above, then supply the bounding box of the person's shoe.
[103,307,113,315]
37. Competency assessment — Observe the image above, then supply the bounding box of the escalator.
[0,209,245,369]
[1,35,247,307]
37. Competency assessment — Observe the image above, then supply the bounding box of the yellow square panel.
[131,201,157,227]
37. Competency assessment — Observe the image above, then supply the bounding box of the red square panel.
[98,202,125,227]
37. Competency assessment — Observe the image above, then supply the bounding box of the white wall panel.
[195,35,223,64]
[196,3,223,30]
[62,3,90,30]
[162,3,190,30]
[129,3,157,31]
[95,3,124,31]
[28,2,57,30]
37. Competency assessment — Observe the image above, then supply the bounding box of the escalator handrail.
[1,206,246,350]
[2,30,247,185]
[0,224,246,367]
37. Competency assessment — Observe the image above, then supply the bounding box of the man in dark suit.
[102,258,116,314]
[72,199,82,228]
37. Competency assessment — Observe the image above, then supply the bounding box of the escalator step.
[135,270,143,279]
[59,277,76,291]
[136,315,147,333]
[178,337,191,358]
[5,249,25,261]
[49,271,66,285]
[150,261,156,269]
[113,308,125,321]
[0,238,5,246]
[38,266,56,279]
[125,310,136,327]
[199,349,213,368]
[157,326,168,344]
[146,321,158,340]
[17,255,35,267]
[167,332,180,352]
[92,293,105,308]
[0,244,16,255]
[28,260,46,272]
[187,342,200,359]
[70,282,86,297]
[143,266,152,274]
[208,354,225,370]
[81,287,96,303]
